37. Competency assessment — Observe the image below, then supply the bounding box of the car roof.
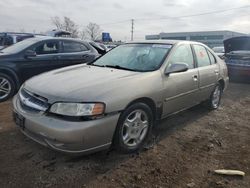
[0,32,35,36]
[24,36,86,43]
[126,40,203,45]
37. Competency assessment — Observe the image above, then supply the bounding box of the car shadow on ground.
[145,104,211,149]
[0,102,211,187]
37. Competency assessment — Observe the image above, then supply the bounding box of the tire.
[207,83,222,110]
[0,73,16,102]
[113,103,154,153]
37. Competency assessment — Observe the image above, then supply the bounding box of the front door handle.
[192,75,198,82]
[214,70,219,74]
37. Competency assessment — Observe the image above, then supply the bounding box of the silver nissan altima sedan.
[13,40,229,154]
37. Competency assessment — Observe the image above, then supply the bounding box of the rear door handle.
[214,70,219,74]
[192,75,198,81]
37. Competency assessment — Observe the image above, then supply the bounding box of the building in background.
[145,30,246,48]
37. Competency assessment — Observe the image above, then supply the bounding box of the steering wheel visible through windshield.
[92,43,172,72]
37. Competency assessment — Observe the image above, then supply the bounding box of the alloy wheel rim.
[0,77,11,100]
[122,109,149,147]
[212,86,221,108]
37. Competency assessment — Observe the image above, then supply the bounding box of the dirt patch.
[0,83,250,188]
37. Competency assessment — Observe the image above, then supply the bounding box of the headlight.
[50,102,105,117]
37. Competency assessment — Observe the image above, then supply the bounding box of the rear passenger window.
[34,41,59,55]
[63,41,88,53]
[168,44,194,69]
[193,45,211,67]
[207,50,216,64]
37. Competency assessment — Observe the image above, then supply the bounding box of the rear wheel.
[113,103,153,153]
[0,73,16,102]
[207,84,222,110]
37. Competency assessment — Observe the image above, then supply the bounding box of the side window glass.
[207,50,216,64]
[0,37,4,45]
[63,41,88,53]
[193,45,211,67]
[34,41,59,55]
[168,44,194,69]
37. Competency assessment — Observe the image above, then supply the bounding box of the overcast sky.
[0,0,250,41]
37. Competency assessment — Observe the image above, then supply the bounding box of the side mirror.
[24,50,36,58]
[165,63,189,75]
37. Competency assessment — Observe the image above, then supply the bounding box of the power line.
[99,19,130,26]
[97,5,250,26]
[88,5,250,41]
[136,5,250,21]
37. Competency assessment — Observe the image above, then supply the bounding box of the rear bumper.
[12,95,120,154]
[223,76,229,91]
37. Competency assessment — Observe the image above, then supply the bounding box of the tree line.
[51,16,102,41]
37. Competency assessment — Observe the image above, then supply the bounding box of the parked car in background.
[212,46,225,59]
[88,41,107,55]
[46,29,71,37]
[0,32,36,50]
[224,36,250,80]
[13,40,228,154]
[0,37,99,102]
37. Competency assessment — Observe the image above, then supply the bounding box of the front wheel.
[113,103,154,153]
[0,73,16,102]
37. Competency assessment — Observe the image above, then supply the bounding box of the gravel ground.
[0,82,250,188]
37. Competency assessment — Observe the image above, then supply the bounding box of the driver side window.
[168,44,194,69]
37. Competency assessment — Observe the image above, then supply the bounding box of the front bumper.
[12,95,120,154]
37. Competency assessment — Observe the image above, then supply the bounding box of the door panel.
[162,69,199,116]
[18,54,62,81]
[17,40,63,81]
[197,64,219,100]
[162,44,199,117]
[59,51,92,66]
[192,44,219,101]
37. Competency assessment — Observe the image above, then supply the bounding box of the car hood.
[0,52,17,59]
[24,64,144,103]
[224,36,250,53]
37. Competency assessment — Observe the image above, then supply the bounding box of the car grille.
[19,88,49,113]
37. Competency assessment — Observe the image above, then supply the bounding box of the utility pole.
[131,19,134,41]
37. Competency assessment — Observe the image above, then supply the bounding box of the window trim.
[192,44,212,68]
[167,43,195,69]
[206,48,217,65]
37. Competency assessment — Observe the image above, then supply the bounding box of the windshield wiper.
[104,65,138,71]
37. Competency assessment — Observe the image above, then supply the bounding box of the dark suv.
[0,32,36,50]
[0,37,99,102]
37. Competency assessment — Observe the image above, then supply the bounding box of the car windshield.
[92,43,172,72]
[0,38,38,54]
